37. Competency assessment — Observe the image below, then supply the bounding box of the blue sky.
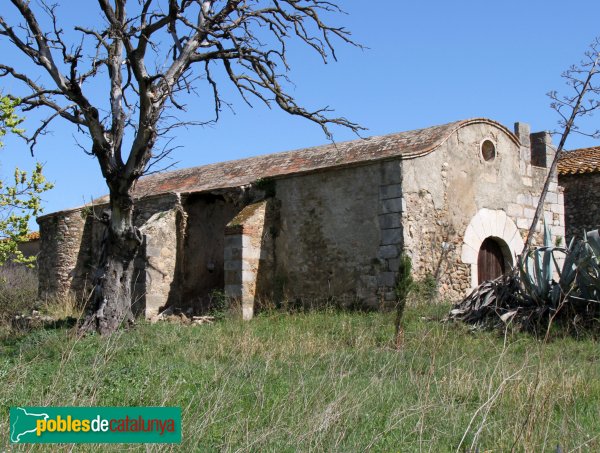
[1,1,600,228]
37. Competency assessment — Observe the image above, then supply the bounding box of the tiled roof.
[44,118,518,215]
[558,147,600,175]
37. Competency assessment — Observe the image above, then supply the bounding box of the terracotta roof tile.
[48,118,518,214]
[558,146,600,175]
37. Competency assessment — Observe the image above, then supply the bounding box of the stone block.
[551,203,564,215]
[380,228,402,245]
[225,235,243,247]
[243,247,262,260]
[360,275,378,289]
[381,161,402,184]
[379,184,402,200]
[517,194,532,206]
[514,122,531,147]
[517,218,530,229]
[463,224,481,250]
[224,260,242,271]
[377,272,396,287]
[225,284,242,298]
[461,244,478,264]
[379,213,401,229]
[381,198,403,214]
[241,270,256,283]
[494,210,508,237]
[242,304,254,321]
[524,208,536,220]
[387,258,400,271]
[225,270,241,285]
[378,245,399,259]
[507,203,523,218]
[384,291,397,302]
[545,192,558,204]
[472,215,486,241]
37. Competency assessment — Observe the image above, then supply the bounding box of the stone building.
[558,146,600,244]
[37,118,564,319]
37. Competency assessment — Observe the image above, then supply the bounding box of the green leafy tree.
[0,96,53,266]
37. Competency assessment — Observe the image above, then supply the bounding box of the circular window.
[481,140,496,161]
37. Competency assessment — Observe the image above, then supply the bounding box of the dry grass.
[0,300,599,451]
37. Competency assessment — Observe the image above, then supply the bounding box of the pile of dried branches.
[448,230,600,334]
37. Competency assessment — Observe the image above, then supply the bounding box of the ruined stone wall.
[37,207,88,300]
[401,122,564,300]
[274,161,402,309]
[560,172,600,243]
[37,193,180,307]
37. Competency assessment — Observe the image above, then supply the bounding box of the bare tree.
[0,0,362,334]
[523,38,600,251]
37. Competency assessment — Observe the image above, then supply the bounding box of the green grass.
[1,303,599,451]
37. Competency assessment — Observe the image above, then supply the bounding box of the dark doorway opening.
[477,237,506,284]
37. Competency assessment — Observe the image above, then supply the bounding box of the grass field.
[1,301,599,452]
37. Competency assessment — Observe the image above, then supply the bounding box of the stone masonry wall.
[37,207,88,300]
[37,193,180,306]
[137,209,179,318]
[274,161,402,309]
[224,200,274,319]
[401,122,565,300]
[560,172,600,243]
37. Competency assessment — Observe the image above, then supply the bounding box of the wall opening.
[181,193,241,313]
[477,237,508,284]
[461,208,524,293]
[481,140,496,161]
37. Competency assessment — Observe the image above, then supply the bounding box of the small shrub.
[207,289,235,319]
[410,273,438,305]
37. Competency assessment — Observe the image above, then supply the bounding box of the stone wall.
[37,207,88,301]
[37,193,180,307]
[401,122,564,300]
[137,209,179,318]
[560,172,600,243]
[273,161,401,309]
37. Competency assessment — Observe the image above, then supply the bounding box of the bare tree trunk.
[80,192,142,335]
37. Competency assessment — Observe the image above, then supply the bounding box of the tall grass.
[0,264,38,320]
[1,300,598,451]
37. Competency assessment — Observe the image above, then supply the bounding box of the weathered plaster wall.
[401,122,564,299]
[274,161,403,308]
[560,172,600,243]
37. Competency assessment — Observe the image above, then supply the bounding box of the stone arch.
[461,208,524,290]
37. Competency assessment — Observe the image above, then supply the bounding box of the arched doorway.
[477,237,506,284]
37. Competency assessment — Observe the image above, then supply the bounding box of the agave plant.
[451,223,600,331]
[518,222,566,307]
[570,230,600,302]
